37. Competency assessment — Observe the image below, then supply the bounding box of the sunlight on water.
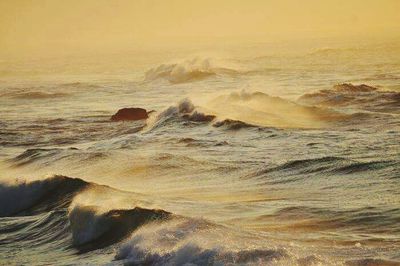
[1,1,400,265]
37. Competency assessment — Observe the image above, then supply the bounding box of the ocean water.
[0,42,399,265]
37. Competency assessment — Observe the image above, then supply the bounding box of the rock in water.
[111,108,148,121]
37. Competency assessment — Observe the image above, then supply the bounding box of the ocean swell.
[0,175,173,254]
[247,156,398,181]
[0,89,69,99]
[298,83,400,113]
[0,175,88,217]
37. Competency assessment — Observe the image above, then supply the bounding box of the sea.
[0,40,399,265]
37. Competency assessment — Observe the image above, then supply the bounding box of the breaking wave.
[0,175,88,217]
[144,58,238,84]
[115,218,292,265]
[0,173,398,265]
[145,98,259,133]
[69,205,170,252]
[0,175,296,265]
[145,98,214,131]
[0,175,172,254]
[146,89,383,131]
[207,91,351,128]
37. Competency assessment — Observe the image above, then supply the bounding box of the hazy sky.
[1,0,399,57]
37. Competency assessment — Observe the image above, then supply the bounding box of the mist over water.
[0,41,400,265]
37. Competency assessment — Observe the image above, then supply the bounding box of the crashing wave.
[144,58,238,84]
[115,218,291,265]
[145,98,216,131]
[182,111,216,123]
[298,83,400,113]
[208,91,347,128]
[147,91,351,131]
[0,175,172,253]
[69,205,171,252]
[1,175,398,265]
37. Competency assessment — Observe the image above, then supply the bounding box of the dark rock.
[111,108,148,122]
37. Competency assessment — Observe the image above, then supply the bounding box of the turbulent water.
[0,42,400,265]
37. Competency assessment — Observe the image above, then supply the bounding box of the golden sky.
[1,0,399,57]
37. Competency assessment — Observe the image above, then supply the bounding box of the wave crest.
[116,218,291,265]
[207,91,347,128]
[68,205,171,252]
[298,83,400,113]
[213,119,257,130]
[147,91,351,131]
[0,175,88,217]
[145,98,216,131]
[144,58,239,84]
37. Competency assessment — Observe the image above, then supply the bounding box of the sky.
[0,0,399,57]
